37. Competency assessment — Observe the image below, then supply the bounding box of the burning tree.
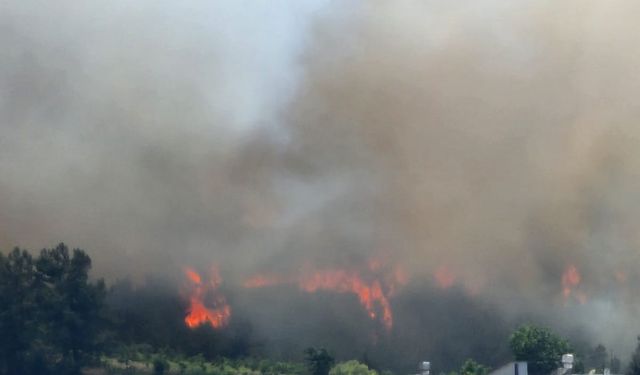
[243,258,407,331]
[183,266,231,329]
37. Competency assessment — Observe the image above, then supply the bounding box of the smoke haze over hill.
[2,1,640,371]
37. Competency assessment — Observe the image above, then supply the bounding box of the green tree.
[0,248,37,374]
[459,359,490,375]
[509,325,571,375]
[305,347,335,375]
[330,360,377,375]
[627,336,640,375]
[35,243,106,373]
[0,244,106,375]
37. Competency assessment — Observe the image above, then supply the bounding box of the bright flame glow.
[243,260,406,330]
[561,264,586,304]
[299,269,394,330]
[184,266,231,329]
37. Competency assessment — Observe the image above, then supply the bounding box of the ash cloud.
[2,0,640,370]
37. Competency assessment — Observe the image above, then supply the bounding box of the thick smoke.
[285,0,640,358]
[2,0,640,371]
[0,0,325,277]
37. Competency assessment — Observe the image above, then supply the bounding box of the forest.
[1,244,637,375]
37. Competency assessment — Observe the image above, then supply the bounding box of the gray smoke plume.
[282,0,640,358]
[2,0,640,370]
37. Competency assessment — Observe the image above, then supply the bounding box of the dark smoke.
[2,0,640,371]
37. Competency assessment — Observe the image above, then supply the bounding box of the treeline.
[0,243,264,375]
[0,244,365,375]
[1,244,640,375]
[0,244,105,374]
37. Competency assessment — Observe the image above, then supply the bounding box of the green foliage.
[0,244,106,375]
[330,360,378,375]
[0,248,37,374]
[459,359,490,375]
[509,325,571,375]
[178,360,188,374]
[305,348,335,375]
[102,355,306,375]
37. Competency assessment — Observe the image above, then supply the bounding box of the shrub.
[330,360,378,375]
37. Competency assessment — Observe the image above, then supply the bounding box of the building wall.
[489,361,529,375]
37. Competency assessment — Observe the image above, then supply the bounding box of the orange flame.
[184,266,231,329]
[299,269,394,330]
[561,264,586,304]
[243,260,406,330]
[186,268,202,284]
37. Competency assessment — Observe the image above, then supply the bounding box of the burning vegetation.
[242,259,406,330]
[4,0,640,373]
[561,265,587,305]
[184,266,231,329]
[185,258,597,336]
[3,243,636,375]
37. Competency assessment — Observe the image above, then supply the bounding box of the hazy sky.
[0,0,336,274]
[3,0,640,361]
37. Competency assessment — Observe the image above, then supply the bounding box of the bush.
[305,348,335,375]
[459,359,490,375]
[330,360,378,375]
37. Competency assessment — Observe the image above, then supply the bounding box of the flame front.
[299,269,394,330]
[244,259,405,330]
[184,266,231,329]
[561,264,586,304]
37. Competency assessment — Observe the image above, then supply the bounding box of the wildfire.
[561,264,586,304]
[243,274,288,288]
[387,265,408,297]
[243,259,406,330]
[434,265,456,289]
[184,266,231,329]
[300,269,394,330]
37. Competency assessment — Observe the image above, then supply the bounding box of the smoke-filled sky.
[3,0,640,367]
